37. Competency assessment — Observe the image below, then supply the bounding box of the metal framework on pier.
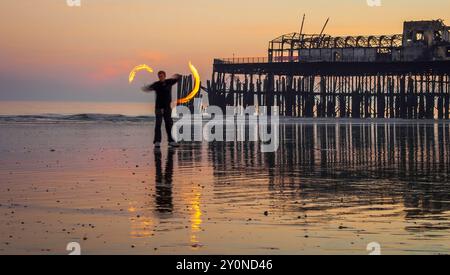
[203,19,450,119]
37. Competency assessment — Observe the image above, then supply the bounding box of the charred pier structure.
[208,20,450,119]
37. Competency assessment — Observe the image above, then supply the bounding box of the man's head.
[158,71,166,81]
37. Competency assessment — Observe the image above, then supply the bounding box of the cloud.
[0,50,169,102]
[86,51,167,83]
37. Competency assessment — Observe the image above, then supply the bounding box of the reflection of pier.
[208,123,450,179]
[204,122,450,224]
[205,20,450,119]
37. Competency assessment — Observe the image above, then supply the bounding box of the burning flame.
[129,64,154,83]
[177,62,200,105]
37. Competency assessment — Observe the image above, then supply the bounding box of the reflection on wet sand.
[206,122,450,233]
[175,147,204,248]
[135,148,203,247]
[129,149,176,240]
[145,121,449,253]
[154,149,174,215]
[1,121,449,254]
[190,190,202,247]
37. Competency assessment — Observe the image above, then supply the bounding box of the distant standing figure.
[142,71,182,148]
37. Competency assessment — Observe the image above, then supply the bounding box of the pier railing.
[214,57,268,64]
[215,55,401,64]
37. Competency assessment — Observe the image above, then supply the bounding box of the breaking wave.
[0,114,154,123]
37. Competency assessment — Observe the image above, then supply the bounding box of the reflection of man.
[154,149,175,214]
[142,71,182,148]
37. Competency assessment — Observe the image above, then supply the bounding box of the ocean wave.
[1,114,446,124]
[0,114,154,123]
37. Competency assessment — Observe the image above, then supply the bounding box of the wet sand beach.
[0,119,449,255]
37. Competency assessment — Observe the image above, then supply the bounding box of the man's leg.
[163,107,175,143]
[154,108,163,144]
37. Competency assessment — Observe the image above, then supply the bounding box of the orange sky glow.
[0,0,449,102]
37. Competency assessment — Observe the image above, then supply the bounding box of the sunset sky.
[0,0,449,102]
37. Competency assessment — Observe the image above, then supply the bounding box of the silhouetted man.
[142,71,181,147]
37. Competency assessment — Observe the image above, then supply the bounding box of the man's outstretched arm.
[166,74,182,86]
[141,82,157,93]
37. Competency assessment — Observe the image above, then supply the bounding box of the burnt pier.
[206,20,450,119]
